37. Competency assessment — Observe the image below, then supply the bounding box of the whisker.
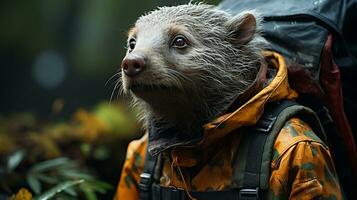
[110,79,121,103]
[105,71,121,87]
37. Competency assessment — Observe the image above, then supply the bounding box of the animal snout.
[121,53,146,78]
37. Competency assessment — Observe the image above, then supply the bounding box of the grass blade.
[27,175,42,194]
[34,179,84,200]
[30,157,71,172]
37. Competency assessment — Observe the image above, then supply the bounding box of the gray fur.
[120,3,267,132]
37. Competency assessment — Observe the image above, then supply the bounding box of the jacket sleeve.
[268,118,343,200]
[114,134,148,200]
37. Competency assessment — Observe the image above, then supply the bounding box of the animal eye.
[128,38,136,52]
[171,35,188,48]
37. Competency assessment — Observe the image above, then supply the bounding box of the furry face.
[120,3,266,130]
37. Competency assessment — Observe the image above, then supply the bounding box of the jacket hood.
[147,51,298,156]
[201,51,298,146]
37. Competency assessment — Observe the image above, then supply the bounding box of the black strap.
[139,149,157,200]
[241,100,298,198]
[141,100,300,200]
[152,183,242,200]
[151,183,264,200]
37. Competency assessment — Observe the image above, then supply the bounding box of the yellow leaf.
[9,188,32,200]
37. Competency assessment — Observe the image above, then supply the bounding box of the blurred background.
[0,0,220,199]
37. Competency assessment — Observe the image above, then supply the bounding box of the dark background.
[0,0,220,118]
[0,1,220,198]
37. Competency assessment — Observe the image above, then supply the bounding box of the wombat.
[120,3,266,135]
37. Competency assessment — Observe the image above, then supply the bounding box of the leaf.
[27,175,42,194]
[36,174,59,184]
[30,157,70,172]
[80,184,97,200]
[84,180,113,194]
[34,179,84,200]
[52,193,77,200]
[59,170,94,179]
[63,187,77,197]
[7,150,25,171]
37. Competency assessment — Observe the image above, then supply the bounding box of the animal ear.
[225,12,257,46]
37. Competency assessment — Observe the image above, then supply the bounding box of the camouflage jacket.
[114,51,343,200]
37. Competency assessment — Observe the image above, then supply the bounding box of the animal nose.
[121,53,146,78]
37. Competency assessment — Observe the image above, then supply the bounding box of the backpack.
[218,0,357,198]
[139,0,357,199]
[138,100,327,200]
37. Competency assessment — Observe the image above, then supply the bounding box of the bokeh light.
[32,50,67,89]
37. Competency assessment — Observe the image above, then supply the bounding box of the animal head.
[120,3,265,130]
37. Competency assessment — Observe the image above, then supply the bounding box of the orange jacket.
[114,51,343,200]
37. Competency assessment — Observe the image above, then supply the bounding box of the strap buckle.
[139,173,152,192]
[239,188,259,200]
[255,116,276,132]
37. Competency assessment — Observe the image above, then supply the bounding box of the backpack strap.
[151,184,241,200]
[232,100,326,194]
[140,100,326,200]
[139,149,158,200]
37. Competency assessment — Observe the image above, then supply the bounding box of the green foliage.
[34,180,84,200]
[0,0,227,198]
[2,151,113,199]
[93,102,139,137]
[0,102,140,199]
